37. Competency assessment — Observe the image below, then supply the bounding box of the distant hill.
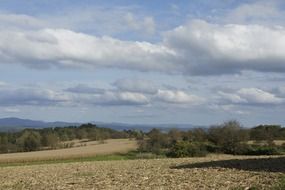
[95,122,201,132]
[0,117,80,131]
[0,117,203,132]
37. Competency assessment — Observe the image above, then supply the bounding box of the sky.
[0,0,285,126]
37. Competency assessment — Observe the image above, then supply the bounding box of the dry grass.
[274,140,285,146]
[247,140,285,146]
[0,139,137,163]
[0,154,284,189]
[59,139,101,147]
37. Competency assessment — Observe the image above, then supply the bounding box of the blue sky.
[0,0,285,126]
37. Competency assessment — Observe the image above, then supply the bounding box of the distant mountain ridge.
[0,117,202,132]
[95,122,202,132]
[0,117,81,131]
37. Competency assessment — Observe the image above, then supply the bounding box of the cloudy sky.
[0,0,285,126]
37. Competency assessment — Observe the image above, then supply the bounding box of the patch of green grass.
[0,154,129,167]
[271,175,285,190]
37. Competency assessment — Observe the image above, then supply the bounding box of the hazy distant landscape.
[0,117,199,132]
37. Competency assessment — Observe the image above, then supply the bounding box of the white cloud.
[123,13,156,35]
[124,12,139,30]
[3,107,20,113]
[113,78,157,94]
[209,104,250,115]
[65,84,105,94]
[93,91,149,106]
[277,86,285,96]
[0,81,7,87]
[225,1,283,25]
[219,88,283,105]
[65,81,206,107]
[238,88,283,104]
[0,83,150,107]
[0,87,71,106]
[0,13,45,30]
[0,28,176,71]
[142,17,156,34]
[164,19,285,75]
[1,16,285,76]
[218,91,247,104]
[155,89,204,105]
[0,81,211,108]
[42,7,156,36]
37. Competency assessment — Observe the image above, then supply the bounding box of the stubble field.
[0,154,284,190]
[0,139,137,163]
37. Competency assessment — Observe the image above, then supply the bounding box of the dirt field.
[0,139,137,163]
[0,154,284,190]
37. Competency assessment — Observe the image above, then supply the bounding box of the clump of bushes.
[244,145,281,155]
[137,128,169,155]
[167,141,207,158]
[138,120,285,158]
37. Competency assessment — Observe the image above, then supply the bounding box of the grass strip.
[0,152,137,167]
[0,151,164,167]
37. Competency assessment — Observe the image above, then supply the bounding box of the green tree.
[145,128,168,154]
[75,129,88,139]
[42,133,59,148]
[168,128,181,144]
[208,120,249,154]
[250,125,282,144]
[0,135,8,144]
[17,131,42,152]
[191,128,208,142]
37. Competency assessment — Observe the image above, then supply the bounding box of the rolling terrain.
[0,117,199,132]
[0,139,137,163]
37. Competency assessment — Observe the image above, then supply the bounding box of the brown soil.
[0,154,283,190]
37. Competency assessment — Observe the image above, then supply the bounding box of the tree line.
[0,123,131,153]
[138,121,285,157]
[0,120,284,157]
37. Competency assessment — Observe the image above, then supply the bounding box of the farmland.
[1,123,285,189]
[0,139,137,163]
[0,154,284,189]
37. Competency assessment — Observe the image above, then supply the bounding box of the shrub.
[167,141,208,158]
[17,131,42,152]
[139,128,169,155]
[245,146,281,155]
[204,142,221,153]
[208,120,249,155]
